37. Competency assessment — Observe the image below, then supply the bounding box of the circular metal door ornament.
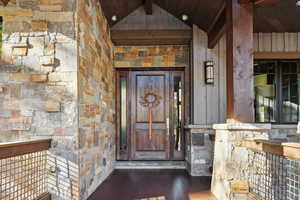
[139,89,162,141]
[140,90,162,108]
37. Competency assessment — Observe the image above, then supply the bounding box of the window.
[254,60,300,124]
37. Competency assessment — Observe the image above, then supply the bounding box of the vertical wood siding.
[193,27,300,125]
[254,33,300,52]
[192,25,226,124]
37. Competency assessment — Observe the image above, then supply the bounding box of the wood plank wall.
[193,27,300,125]
[254,33,300,52]
[192,25,227,124]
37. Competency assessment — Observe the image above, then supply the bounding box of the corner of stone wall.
[76,0,115,199]
[211,123,271,200]
[0,1,80,199]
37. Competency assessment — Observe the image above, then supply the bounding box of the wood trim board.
[111,30,192,45]
[0,139,51,159]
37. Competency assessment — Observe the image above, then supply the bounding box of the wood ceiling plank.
[100,0,143,26]
[239,0,281,5]
[208,3,226,49]
[100,0,300,33]
[144,0,153,15]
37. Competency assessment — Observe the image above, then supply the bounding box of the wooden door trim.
[116,68,190,161]
[130,71,171,160]
[111,30,192,46]
[116,71,131,160]
[115,67,186,71]
[170,71,186,160]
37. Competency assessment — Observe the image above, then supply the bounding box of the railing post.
[211,123,271,200]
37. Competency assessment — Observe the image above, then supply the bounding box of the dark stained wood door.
[130,71,170,160]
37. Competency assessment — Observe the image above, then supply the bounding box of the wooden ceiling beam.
[111,30,192,45]
[144,0,153,15]
[239,0,281,6]
[208,3,226,49]
[208,0,281,48]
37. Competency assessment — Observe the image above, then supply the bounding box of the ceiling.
[254,0,300,32]
[100,0,300,33]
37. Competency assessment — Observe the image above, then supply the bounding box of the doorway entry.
[116,69,186,161]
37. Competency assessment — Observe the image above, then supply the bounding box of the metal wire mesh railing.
[0,151,48,200]
[0,139,51,200]
[245,141,300,200]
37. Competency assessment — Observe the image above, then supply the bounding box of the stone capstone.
[44,101,61,112]
[30,74,48,83]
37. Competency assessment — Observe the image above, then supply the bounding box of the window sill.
[271,124,298,129]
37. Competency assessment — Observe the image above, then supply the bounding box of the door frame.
[130,71,170,160]
[115,67,190,161]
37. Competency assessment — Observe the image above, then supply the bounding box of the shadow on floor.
[88,169,213,200]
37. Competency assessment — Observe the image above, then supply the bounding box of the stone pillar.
[185,125,215,176]
[211,123,271,200]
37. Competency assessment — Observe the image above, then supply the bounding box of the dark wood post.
[226,0,255,123]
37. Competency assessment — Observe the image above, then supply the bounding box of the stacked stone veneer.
[0,0,115,199]
[114,45,189,67]
[0,1,79,199]
[185,125,214,176]
[77,0,115,199]
[211,123,271,200]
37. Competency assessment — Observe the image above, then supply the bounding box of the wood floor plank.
[88,169,212,200]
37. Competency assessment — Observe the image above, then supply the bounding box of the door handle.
[166,118,170,136]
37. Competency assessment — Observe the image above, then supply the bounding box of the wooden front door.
[116,70,185,161]
[131,71,170,160]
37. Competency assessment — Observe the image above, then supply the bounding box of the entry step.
[115,161,186,169]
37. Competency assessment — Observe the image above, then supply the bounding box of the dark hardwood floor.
[88,169,212,200]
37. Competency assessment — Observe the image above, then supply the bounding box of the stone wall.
[185,125,214,176]
[270,125,300,142]
[114,45,189,67]
[0,0,79,199]
[77,0,115,199]
[211,124,271,200]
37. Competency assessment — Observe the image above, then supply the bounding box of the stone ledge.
[185,124,213,130]
[213,123,271,131]
[271,124,297,129]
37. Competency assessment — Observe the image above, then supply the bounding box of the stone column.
[211,123,271,200]
[185,125,215,176]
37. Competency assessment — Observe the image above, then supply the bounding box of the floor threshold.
[115,161,186,169]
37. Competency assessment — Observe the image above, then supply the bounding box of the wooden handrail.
[0,139,51,159]
[35,192,52,200]
[235,139,300,161]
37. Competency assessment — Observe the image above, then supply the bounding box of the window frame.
[254,59,300,124]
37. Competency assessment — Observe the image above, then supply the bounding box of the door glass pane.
[254,61,276,123]
[120,77,127,152]
[173,76,182,152]
[281,61,299,123]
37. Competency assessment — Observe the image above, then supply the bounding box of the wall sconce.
[204,61,214,84]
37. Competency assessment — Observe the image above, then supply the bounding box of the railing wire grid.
[0,151,47,200]
[249,151,300,200]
